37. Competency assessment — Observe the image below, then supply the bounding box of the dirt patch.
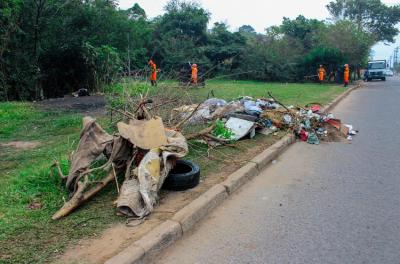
[55,134,284,264]
[37,95,106,115]
[0,140,41,150]
[320,124,347,143]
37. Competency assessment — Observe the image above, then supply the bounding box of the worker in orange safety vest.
[191,63,198,85]
[318,65,326,84]
[148,59,157,86]
[344,64,350,87]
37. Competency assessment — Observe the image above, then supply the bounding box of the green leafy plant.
[212,120,235,141]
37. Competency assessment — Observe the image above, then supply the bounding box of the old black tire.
[163,160,200,191]
[382,77,386,81]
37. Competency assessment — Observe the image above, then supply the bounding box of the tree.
[327,0,400,42]
[0,0,152,100]
[321,20,374,65]
[279,15,326,51]
[303,47,344,76]
[153,0,210,71]
[126,3,146,20]
[238,25,256,34]
[235,30,305,82]
[0,0,23,100]
[205,22,246,70]
[0,0,22,57]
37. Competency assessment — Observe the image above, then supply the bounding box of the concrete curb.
[172,184,228,233]
[105,220,182,264]
[105,84,360,264]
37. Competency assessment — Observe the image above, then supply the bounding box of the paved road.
[156,78,400,264]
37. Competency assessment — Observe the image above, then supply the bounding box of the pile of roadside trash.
[51,93,356,221]
[174,95,357,145]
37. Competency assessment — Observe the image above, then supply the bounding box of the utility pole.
[393,47,399,67]
[393,47,400,73]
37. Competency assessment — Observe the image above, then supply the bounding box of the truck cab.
[366,60,387,81]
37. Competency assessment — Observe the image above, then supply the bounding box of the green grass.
[192,79,345,106]
[0,103,121,264]
[0,79,345,263]
[108,79,345,110]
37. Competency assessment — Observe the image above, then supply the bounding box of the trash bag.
[243,100,262,115]
[299,129,308,142]
[203,98,227,112]
[307,132,320,145]
[211,102,244,119]
[172,104,211,124]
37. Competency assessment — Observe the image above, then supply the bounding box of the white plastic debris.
[243,100,262,114]
[283,114,292,124]
[344,124,357,135]
[225,117,255,140]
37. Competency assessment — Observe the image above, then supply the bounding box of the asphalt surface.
[156,77,400,264]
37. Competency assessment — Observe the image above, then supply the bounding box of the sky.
[119,0,400,64]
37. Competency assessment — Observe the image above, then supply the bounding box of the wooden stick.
[149,98,179,110]
[124,151,137,180]
[174,102,204,130]
[185,124,215,140]
[203,133,233,143]
[112,163,120,194]
[268,91,291,112]
[51,160,67,181]
[107,106,135,119]
[52,169,115,220]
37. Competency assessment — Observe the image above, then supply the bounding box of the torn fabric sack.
[116,129,188,218]
[66,117,113,193]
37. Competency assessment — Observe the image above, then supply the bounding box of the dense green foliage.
[1,0,398,100]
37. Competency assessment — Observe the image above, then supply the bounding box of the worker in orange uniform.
[148,59,157,86]
[344,64,350,87]
[191,63,198,85]
[318,65,326,84]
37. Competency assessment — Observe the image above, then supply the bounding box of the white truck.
[365,60,388,81]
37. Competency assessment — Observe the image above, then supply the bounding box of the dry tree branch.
[125,150,137,180]
[81,160,112,177]
[267,91,291,112]
[203,134,233,143]
[51,160,67,181]
[185,124,216,140]
[52,169,115,220]
[174,102,204,130]
[107,106,136,119]
[112,163,119,194]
